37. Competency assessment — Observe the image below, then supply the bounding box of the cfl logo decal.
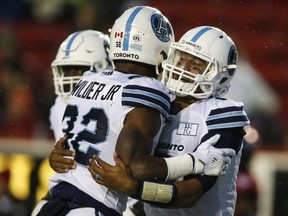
[132,34,141,42]
[151,14,173,42]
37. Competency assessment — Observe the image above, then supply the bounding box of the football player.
[42,7,235,216]
[31,29,112,216]
[87,26,250,216]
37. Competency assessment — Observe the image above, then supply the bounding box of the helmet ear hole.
[227,68,236,76]
[160,50,168,60]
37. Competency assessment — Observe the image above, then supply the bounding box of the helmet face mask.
[161,26,237,99]
[51,30,111,99]
[52,65,90,98]
[109,6,174,74]
[162,43,216,98]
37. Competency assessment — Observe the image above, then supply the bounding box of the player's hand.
[49,136,76,173]
[87,153,138,196]
[190,134,235,176]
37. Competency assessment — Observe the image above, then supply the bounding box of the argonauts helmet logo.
[151,14,173,42]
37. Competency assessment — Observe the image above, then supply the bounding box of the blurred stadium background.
[0,0,287,215]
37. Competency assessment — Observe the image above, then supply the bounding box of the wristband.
[164,154,194,181]
[135,180,177,207]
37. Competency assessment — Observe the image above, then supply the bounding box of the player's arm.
[88,110,235,185]
[115,106,168,180]
[88,127,243,207]
[111,106,234,181]
[88,151,206,207]
[152,127,245,208]
[114,106,236,181]
[137,127,245,208]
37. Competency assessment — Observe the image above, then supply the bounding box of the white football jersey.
[145,97,249,216]
[49,69,171,214]
[49,96,67,141]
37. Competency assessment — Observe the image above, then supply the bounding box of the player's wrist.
[126,179,139,196]
[164,154,194,181]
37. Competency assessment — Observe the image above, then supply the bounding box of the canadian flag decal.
[115,32,123,38]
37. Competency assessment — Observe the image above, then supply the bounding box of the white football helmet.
[109,6,174,74]
[51,30,111,99]
[161,26,238,98]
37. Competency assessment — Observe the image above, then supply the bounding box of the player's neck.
[171,96,198,114]
[115,61,157,78]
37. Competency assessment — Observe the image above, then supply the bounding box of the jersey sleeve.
[122,78,171,119]
[206,105,250,132]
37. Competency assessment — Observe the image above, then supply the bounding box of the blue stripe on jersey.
[206,106,250,131]
[207,110,246,121]
[65,31,81,56]
[191,27,212,42]
[122,85,170,118]
[123,6,143,51]
[123,85,171,108]
[209,105,243,115]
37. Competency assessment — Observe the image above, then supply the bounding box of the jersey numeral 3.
[62,105,109,166]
